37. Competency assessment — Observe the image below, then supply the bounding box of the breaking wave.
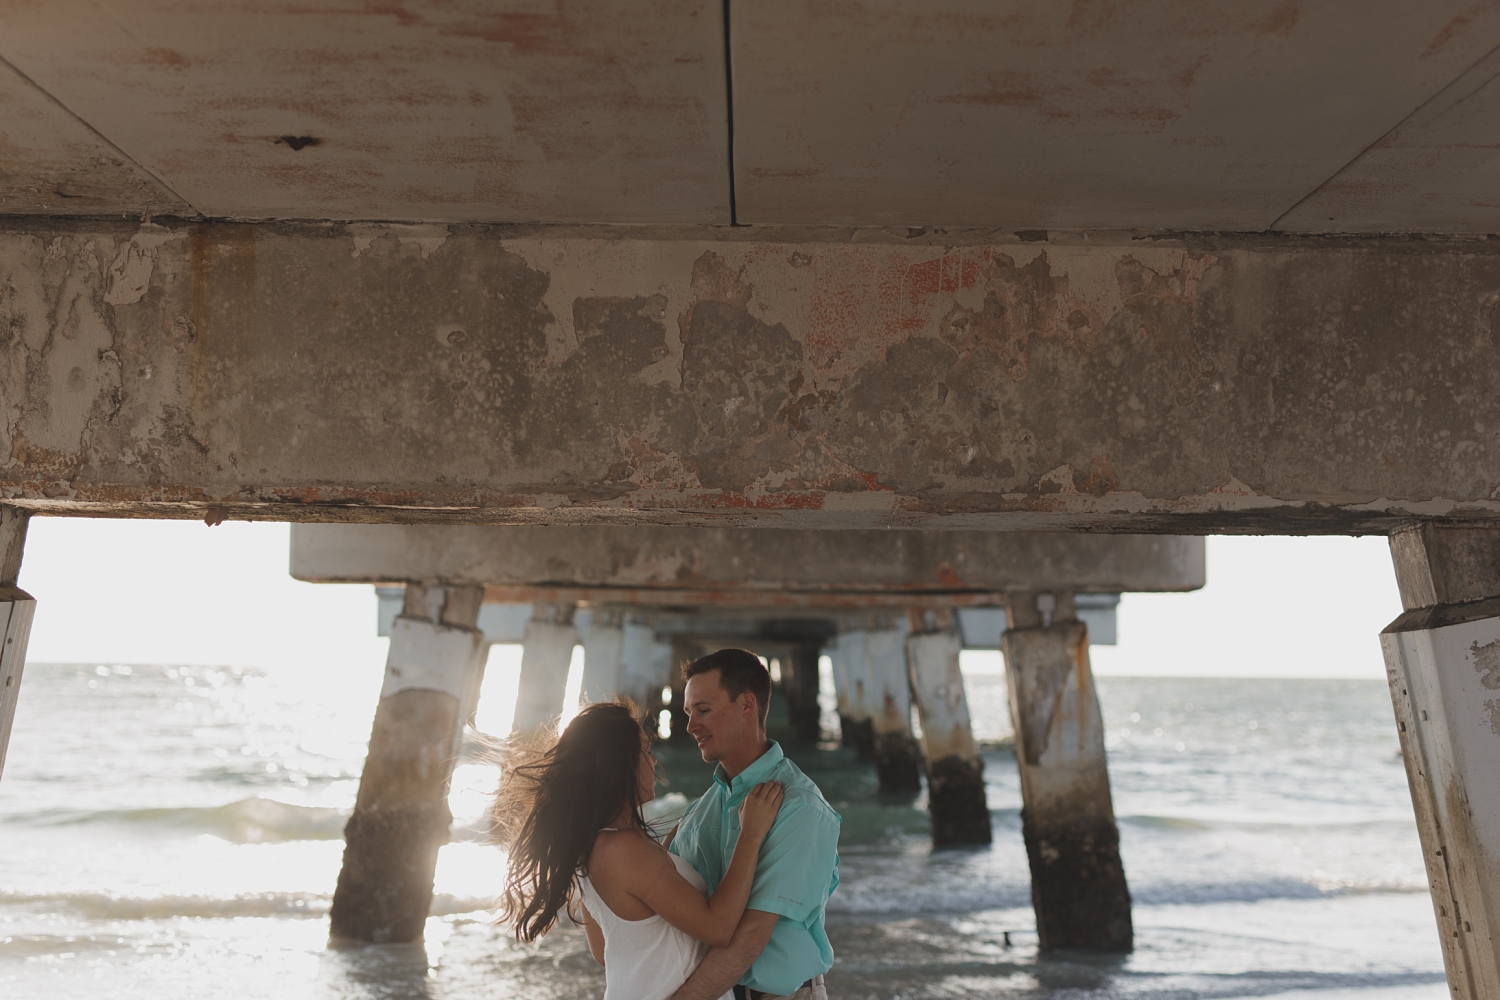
[825,874,1425,915]
[19,797,350,843]
[0,890,495,920]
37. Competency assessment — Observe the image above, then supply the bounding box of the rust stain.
[934,67,1185,131]
[1422,1,1496,59]
[439,10,595,59]
[1084,455,1118,496]
[747,168,825,180]
[141,47,191,69]
[1251,0,1301,37]
[934,562,965,587]
[366,2,423,27]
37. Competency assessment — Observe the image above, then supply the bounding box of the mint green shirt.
[669,742,840,996]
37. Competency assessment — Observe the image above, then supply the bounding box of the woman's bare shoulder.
[587,828,669,876]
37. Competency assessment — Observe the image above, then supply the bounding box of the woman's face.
[636,738,658,805]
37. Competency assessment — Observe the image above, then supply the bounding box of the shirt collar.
[712,740,784,799]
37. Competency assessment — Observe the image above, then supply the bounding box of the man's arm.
[669,908,777,1000]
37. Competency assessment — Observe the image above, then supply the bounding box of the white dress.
[578,850,733,1000]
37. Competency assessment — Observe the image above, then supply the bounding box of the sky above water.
[16,519,1402,680]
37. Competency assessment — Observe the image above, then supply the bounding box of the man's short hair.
[683,648,771,726]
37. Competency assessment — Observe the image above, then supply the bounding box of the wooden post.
[330,583,485,944]
[512,603,577,733]
[580,607,625,705]
[0,507,36,783]
[1383,524,1500,1000]
[832,630,875,757]
[907,612,991,846]
[1002,591,1132,952]
[783,641,824,743]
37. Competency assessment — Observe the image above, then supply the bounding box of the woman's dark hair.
[493,701,652,943]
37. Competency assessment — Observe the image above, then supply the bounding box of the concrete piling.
[867,627,923,795]
[580,607,625,706]
[1382,524,1500,1000]
[782,642,824,743]
[906,613,991,846]
[666,636,707,742]
[512,603,578,733]
[616,621,664,723]
[0,507,35,783]
[329,583,485,944]
[832,631,875,757]
[1002,591,1132,952]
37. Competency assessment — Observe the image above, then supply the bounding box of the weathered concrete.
[9,3,1500,235]
[580,608,625,706]
[831,631,875,756]
[512,604,577,734]
[1382,524,1500,999]
[907,617,991,846]
[3,223,1499,533]
[616,621,668,721]
[0,507,35,781]
[867,627,923,795]
[782,642,823,743]
[0,2,730,224]
[730,3,1500,232]
[330,583,484,944]
[1003,593,1132,952]
[292,525,1204,599]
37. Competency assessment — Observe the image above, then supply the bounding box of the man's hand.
[668,908,778,1000]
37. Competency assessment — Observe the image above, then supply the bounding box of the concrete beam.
[291,525,1203,597]
[2,223,1498,533]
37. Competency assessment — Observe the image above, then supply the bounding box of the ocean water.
[0,662,1448,1000]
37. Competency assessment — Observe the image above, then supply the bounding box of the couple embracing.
[499,648,841,1000]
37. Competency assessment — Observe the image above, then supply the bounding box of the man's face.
[684,668,758,763]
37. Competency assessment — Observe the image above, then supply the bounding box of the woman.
[497,702,783,1000]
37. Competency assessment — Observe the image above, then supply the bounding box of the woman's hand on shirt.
[736,782,784,843]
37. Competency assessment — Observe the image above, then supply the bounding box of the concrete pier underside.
[1,223,1498,534]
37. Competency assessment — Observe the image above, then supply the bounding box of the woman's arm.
[632,781,784,948]
[579,901,605,966]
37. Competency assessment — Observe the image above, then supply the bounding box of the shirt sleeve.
[746,798,840,923]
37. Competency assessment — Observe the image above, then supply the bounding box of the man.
[668,648,841,1000]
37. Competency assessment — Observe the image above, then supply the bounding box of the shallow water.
[0,663,1447,999]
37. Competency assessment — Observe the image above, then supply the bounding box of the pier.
[1,3,1499,994]
[288,524,1200,946]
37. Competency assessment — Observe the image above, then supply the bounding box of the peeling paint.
[104,225,186,306]
[2,222,1500,532]
[348,224,451,260]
